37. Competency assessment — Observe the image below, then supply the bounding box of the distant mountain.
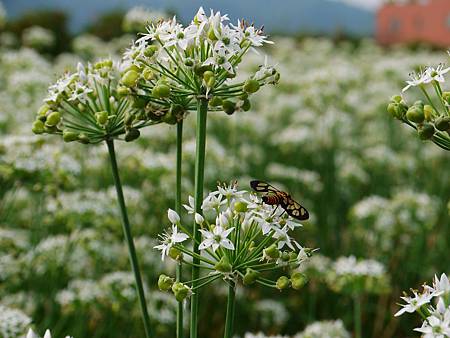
[4,0,375,36]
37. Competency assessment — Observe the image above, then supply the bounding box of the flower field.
[0,4,449,338]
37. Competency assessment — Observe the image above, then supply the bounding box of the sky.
[335,0,383,11]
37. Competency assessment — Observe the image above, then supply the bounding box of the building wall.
[377,0,450,47]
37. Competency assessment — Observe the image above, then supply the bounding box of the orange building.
[377,0,450,47]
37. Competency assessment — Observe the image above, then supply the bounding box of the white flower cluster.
[122,6,167,33]
[326,256,389,295]
[395,273,450,338]
[26,328,73,338]
[22,26,56,50]
[293,320,350,338]
[0,304,31,338]
[244,320,350,338]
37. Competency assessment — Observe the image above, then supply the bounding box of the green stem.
[175,121,184,338]
[190,98,209,338]
[106,139,152,338]
[223,281,236,338]
[354,294,362,338]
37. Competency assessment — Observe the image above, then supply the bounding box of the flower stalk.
[190,98,209,338]
[223,282,236,338]
[353,294,362,338]
[175,120,184,338]
[106,139,152,338]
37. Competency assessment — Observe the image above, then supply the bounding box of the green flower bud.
[243,79,260,93]
[234,201,248,213]
[222,100,235,115]
[37,104,50,117]
[241,99,251,112]
[203,70,215,88]
[184,58,194,67]
[264,244,280,259]
[45,111,61,127]
[168,247,183,261]
[121,70,140,87]
[194,64,212,77]
[442,92,450,104]
[172,282,190,302]
[435,116,450,131]
[32,120,45,134]
[390,95,402,103]
[62,130,79,142]
[144,45,158,57]
[117,86,131,96]
[209,96,223,107]
[78,133,90,144]
[158,274,174,291]
[289,251,298,260]
[406,106,425,124]
[215,256,232,273]
[276,276,290,290]
[143,68,154,81]
[152,84,171,98]
[125,128,140,142]
[418,123,435,140]
[95,111,109,125]
[291,272,307,290]
[243,268,260,285]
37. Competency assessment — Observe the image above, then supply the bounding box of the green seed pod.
[121,70,140,87]
[264,244,280,259]
[168,247,183,261]
[32,120,45,134]
[152,84,171,98]
[209,96,223,107]
[424,105,435,121]
[132,97,147,109]
[418,123,435,140]
[143,68,154,81]
[291,272,307,290]
[406,106,425,124]
[184,58,194,67]
[125,128,140,142]
[241,99,251,112]
[281,251,290,262]
[276,276,290,290]
[78,133,90,144]
[162,110,177,125]
[194,64,212,77]
[172,282,190,302]
[95,111,109,125]
[289,251,298,261]
[413,100,424,109]
[158,274,174,291]
[222,100,235,115]
[214,256,232,273]
[243,268,260,285]
[387,103,398,118]
[234,201,248,213]
[45,111,61,127]
[243,79,260,93]
[144,45,158,57]
[435,116,450,131]
[37,104,50,117]
[62,130,79,142]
